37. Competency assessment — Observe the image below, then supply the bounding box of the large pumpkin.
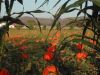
[0,68,10,75]
[42,65,58,75]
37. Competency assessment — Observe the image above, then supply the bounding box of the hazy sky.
[1,0,92,18]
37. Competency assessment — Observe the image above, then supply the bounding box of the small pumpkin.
[89,39,96,45]
[76,52,88,62]
[42,65,58,75]
[43,52,53,61]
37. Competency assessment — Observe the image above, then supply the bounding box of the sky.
[0,0,92,18]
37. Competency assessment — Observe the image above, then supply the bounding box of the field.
[1,28,100,75]
[7,28,84,39]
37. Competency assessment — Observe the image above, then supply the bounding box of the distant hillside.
[20,16,84,27]
[20,16,53,26]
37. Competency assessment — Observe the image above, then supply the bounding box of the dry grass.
[5,28,93,41]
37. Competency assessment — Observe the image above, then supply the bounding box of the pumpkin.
[89,39,96,45]
[42,65,58,75]
[76,52,88,61]
[43,52,53,61]
[0,68,10,75]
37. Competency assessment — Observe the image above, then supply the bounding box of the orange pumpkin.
[42,65,58,75]
[89,39,96,45]
[0,68,10,75]
[43,52,53,61]
[76,52,88,61]
[21,53,29,59]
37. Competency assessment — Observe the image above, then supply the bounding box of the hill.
[20,16,84,27]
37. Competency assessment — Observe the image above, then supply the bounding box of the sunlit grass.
[5,28,93,42]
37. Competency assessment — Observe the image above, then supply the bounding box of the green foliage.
[48,0,100,48]
[0,35,98,75]
[0,37,47,75]
[55,34,100,75]
[0,0,51,51]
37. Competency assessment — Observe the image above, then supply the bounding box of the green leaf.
[0,0,2,12]
[64,0,86,14]
[8,17,29,28]
[53,0,61,8]
[16,12,24,18]
[37,0,49,8]
[68,0,85,8]
[91,0,100,7]
[25,13,42,33]
[76,6,93,19]
[49,0,71,34]
[66,8,76,13]
[12,7,24,18]
[9,0,15,13]
[48,0,85,35]
[32,10,45,13]
[35,0,37,3]
[60,0,71,13]
[17,0,23,4]
[5,0,9,15]
[82,19,91,39]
